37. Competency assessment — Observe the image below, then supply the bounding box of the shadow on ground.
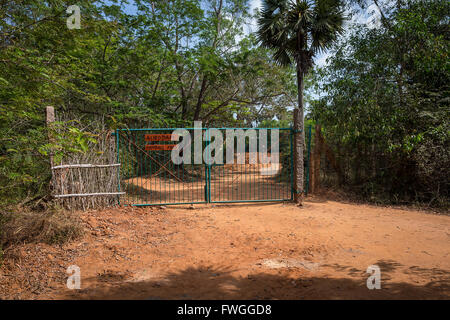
[63,264,450,300]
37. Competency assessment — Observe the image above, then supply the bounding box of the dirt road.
[1,198,449,299]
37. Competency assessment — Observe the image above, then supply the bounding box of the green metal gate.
[115,127,303,206]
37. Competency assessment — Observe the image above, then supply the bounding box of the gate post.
[293,109,304,205]
[204,128,211,203]
[290,127,294,201]
[114,129,121,205]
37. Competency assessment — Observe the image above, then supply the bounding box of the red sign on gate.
[145,144,176,151]
[144,134,178,142]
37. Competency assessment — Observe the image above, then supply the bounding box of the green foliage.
[257,0,345,70]
[2,0,446,210]
[308,0,449,207]
[38,122,98,163]
[256,0,345,199]
[0,0,295,206]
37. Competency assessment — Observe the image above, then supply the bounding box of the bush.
[0,206,83,248]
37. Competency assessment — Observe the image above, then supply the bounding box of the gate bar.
[116,128,293,131]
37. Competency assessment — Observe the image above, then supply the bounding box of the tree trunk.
[293,65,305,205]
[193,76,208,121]
[193,0,222,122]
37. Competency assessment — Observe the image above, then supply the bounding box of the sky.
[117,0,380,70]
[248,0,381,68]
[108,0,381,113]
[248,0,331,67]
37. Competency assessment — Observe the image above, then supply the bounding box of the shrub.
[0,206,83,248]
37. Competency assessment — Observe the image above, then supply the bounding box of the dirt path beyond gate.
[1,198,449,299]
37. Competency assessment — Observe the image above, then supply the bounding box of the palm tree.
[257,0,345,204]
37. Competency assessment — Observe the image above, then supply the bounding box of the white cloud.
[315,51,332,67]
[245,0,262,33]
[365,4,382,29]
[250,0,262,12]
[250,0,262,11]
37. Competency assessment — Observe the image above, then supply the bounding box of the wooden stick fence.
[48,107,122,210]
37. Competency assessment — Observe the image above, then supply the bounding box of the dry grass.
[0,206,83,248]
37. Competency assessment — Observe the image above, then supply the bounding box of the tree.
[0,0,296,206]
[309,0,449,207]
[256,0,345,204]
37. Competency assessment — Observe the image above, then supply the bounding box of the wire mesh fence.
[116,128,294,206]
[117,128,207,205]
[209,129,292,203]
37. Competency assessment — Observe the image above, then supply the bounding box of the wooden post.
[310,152,315,194]
[46,106,55,193]
[312,124,322,193]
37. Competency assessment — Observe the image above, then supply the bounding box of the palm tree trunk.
[293,64,305,205]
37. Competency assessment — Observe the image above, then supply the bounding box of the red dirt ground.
[1,197,449,299]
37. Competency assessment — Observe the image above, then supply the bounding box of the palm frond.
[256,0,345,67]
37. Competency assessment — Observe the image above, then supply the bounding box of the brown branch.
[372,0,392,30]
